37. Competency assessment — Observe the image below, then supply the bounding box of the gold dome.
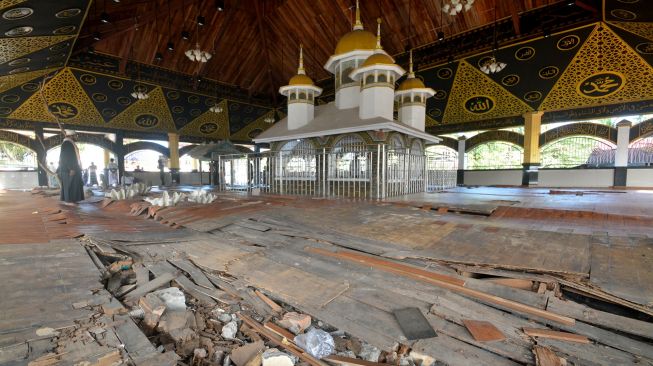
[398,77,426,91]
[362,52,394,67]
[288,74,314,86]
[335,29,377,55]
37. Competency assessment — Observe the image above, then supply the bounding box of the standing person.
[57,134,84,204]
[157,156,166,186]
[107,158,119,187]
[48,162,59,188]
[88,162,98,186]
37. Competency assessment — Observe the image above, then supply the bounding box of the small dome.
[398,77,426,91]
[289,74,314,86]
[362,52,394,67]
[335,29,377,55]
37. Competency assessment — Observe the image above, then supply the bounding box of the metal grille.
[542,137,616,168]
[629,137,653,166]
[212,143,457,200]
[467,142,523,169]
[425,146,458,191]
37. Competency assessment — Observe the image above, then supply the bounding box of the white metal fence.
[211,144,457,199]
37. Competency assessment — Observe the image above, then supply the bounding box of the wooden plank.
[173,275,224,306]
[123,272,176,302]
[308,248,575,326]
[113,316,158,363]
[264,322,295,340]
[168,259,215,289]
[533,346,563,366]
[254,289,283,313]
[546,296,653,340]
[481,278,534,290]
[392,307,437,340]
[462,320,505,342]
[523,328,590,344]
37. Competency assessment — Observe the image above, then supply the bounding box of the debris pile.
[83,243,402,366]
[108,183,152,200]
[144,191,185,207]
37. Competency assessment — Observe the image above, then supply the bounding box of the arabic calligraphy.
[515,47,535,61]
[80,74,96,85]
[636,43,653,55]
[48,103,78,119]
[199,122,218,134]
[0,107,12,115]
[437,68,453,79]
[524,91,543,102]
[247,129,263,139]
[577,72,625,98]
[464,96,495,114]
[538,66,559,79]
[135,114,159,128]
[557,35,581,51]
[610,9,637,20]
[1,94,20,104]
[542,123,615,145]
[434,90,447,100]
[428,108,442,118]
[108,80,123,90]
[501,74,520,87]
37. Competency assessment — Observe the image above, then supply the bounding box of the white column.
[615,120,631,167]
[457,136,466,170]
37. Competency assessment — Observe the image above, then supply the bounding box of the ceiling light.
[480,56,507,74]
[182,30,190,40]
[216,0,224,11]
[113,0,120,2]
[167,41,174,51]
[100,12,110,23]
[210,104,223,113]
[264,116,275,124]
[437,31,445,41]
[197,16,205,26]
[93,31,101,41]
[443,0,475,16]
[154,52,163,61]
[185,43,212,62]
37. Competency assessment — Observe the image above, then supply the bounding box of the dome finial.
[298,44,305,75]
[408,49,415,78]
[375,18,382,50]
[353,0,363,30]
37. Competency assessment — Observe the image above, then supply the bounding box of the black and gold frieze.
[179,99,230,140]
[539,123,617,146]
[0,0,90,77]
[465,130,525,151]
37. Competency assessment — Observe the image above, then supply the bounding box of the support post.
[457,136,466,186]
[168,132,180,185]
[34,126,48,186]
[115,131,124,184]
[522,111,543,186]
[614,119,631,187]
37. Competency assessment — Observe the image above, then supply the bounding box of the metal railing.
[211,144,457,200]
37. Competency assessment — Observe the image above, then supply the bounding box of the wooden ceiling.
[79,0,580,100]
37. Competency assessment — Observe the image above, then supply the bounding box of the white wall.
[131,171,210,186]
[464,170,522,186]
[627,168,653,187]
[0,171,39,190]
[538,169,614,188]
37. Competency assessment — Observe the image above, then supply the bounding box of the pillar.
[457,136,466,186]
[522,111,544,186]
[115,131,124,184]
[168,133,180,185]
[613,120,631,187]
[103,149,111,167]
[34,126,48,186]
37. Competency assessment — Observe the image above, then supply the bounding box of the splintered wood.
[462,320,505,342]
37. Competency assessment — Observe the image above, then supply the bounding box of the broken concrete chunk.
[262,349,295,366]
[35,327,58,337]
[221,320,238,339]
[294,328,335,359]
[152,287,186,311]
[231,340,265,366]
[359,343,381,363]
[194,348,208,359]
[218,313,233,323]
[278,312,311,334]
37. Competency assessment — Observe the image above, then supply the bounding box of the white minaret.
[350,19,405,120]
[279,45,322,130]
[323,0,376,110]
[395,50,435,131]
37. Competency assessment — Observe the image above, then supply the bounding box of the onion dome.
[334,0,376,55]
[398,50,426,91]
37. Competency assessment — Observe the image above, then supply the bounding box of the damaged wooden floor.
[1,188,652,365]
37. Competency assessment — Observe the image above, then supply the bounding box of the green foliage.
[0,142,36,169]
[467,142,523,169]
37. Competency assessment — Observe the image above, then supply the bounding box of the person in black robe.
[58,136,85,204]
